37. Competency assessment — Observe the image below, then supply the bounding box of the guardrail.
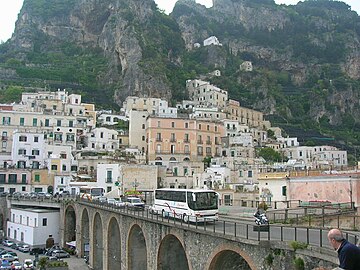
[82,199,359,250]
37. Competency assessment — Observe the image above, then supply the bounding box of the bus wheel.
[183,214,189,223]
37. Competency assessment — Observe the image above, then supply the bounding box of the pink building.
[289,174,360,207]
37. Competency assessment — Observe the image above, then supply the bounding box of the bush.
[293,257,305,270]
[290,241,308,251]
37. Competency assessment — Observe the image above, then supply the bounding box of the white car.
[2,240,14,247]
[23,259,34,270]
[11,261,22,269]
[125,197,145,210]
[0,253,15,262]
[18,244,30,252]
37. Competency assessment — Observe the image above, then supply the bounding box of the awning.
[66,241,76,247]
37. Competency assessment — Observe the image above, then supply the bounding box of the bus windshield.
[187,192,218,211]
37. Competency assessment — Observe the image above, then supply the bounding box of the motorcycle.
[254,211,269,225]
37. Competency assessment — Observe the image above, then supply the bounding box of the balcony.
[170,138,177,142]
[206,140,212,145]
[197,140,203,144]
[183,139,190,143]
[156,138,163,142]
[1,136,8,141]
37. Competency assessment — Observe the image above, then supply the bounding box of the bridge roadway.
[7,197,359,269]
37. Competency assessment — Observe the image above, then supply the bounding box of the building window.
[157,121,161,127]
[282,186,287,196]
[248,171,253,177]
[170,133,176,142]
[0,174,5,183]
[42,218,47,226]
[19,136,27,142]
[32,161,40,169]
[142,136,145,141]
[18,149,27,155]
[33,118,38,126]
[60,153,67,159]
[54,133,62,142]
[2,117,10,125]
[51,165,58,171]
[21,174,27,184]
[69,120,73,127]
[156,133,162,142]
[142,124,145,129]
[185,123,188,128]
[62,165,67,171]
[100,132,104,138]
[8,174,17,184]
[32,149,40,156]
[34,136,39,142]
[107,186,112,193]
[106,171,112,183]
[35,174,40,182]
[20,117,25,126]
[56,120,61,126]
[171,122,175,128]
[66,134,74,142]
[45,119,50,127]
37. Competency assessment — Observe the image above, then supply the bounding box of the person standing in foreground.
[327,228,360,270]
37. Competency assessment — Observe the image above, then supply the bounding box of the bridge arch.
[92,212,104,270]
[206,244,255,270]
[128,224,147,270]
[107,217,121,269]
[80,208,90,257]
[64,205,76,243]
[157,234,190,270]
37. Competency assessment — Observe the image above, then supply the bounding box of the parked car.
[10,261,22,269]
[18,244,30,252]
[2,240,14,247]
[6,251,18,260]
[23,259,34,270]
[0,260,11,270]
[106,198,124,207]
[51,250,70,258]
[0,254,15,262]
[11,242,24,250]
[125,196,145,210]
[29,247,45,255]
[36,192,52,199]
[45,245,62,256]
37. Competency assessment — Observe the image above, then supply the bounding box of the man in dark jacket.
[327,228,360,270]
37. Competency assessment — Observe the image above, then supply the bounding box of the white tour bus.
[79,186,105,200]
[152,188,219,222]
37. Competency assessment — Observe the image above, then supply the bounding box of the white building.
[86,127,119,151]
[240,61,253,72]
[7,208,60,247]
[11,131,47,169]
[97,112,127,126]
[203,36,222,46]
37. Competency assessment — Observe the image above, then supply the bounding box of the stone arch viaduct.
[60,201,339,270]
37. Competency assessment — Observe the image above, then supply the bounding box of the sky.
[1,0,360,42]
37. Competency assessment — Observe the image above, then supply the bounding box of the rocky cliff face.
[7,0,172,104]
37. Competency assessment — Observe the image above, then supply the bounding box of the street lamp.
[132,179,139,191]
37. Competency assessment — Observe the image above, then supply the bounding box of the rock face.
[7,0,172,104]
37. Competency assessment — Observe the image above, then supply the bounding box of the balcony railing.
[183,139,190,143]
[170,138,177,142]
[206,140,212,145]
[1,136,8,141]
[197,140,203,144]
[156,138,163,142]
